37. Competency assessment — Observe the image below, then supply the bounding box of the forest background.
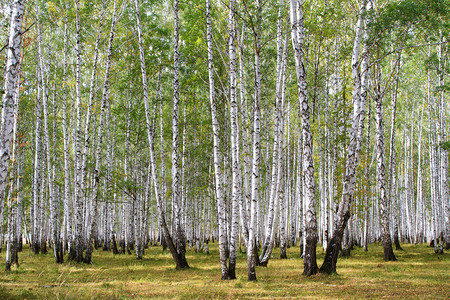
[0,0,448,293]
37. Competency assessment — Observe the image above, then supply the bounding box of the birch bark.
[208,0,229,279]
[320,0,368,274]
[80,1,106,249]
[84,0,123,264]
[238,25,250,246]
[415,108,424,244]
[290,0,318,276]
[227,0,241,279]
[438,37,449,250]
[247,0,262,281]
[133,0,187,268]
[374,68,396,261]
[4,31,23,270]
[388,54,402,250]
[73,0,85,262]
[172,0,189,269]
[260,0,284,263]
[0,0,25,265]
[36,5,62,262]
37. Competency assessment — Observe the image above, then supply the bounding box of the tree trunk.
[0,0,25,242]
[415,108,424,244]
[438,36,449,251]
[4,46,23,271]
[207,0,229,277]
[247,0,262,281]
[84,0,123,264]
[73,0,85,263]
[388,54,402,251]
[237,25,250,248]
[320,0,368,274]
[289,0,318,276]
[375,69,396,261]
[171,0,189,269]
[134,0,187,269]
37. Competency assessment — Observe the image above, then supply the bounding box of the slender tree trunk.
[227,0,240,276]
[374,69,396,261]
[73,0,85,262]
[156,71,168,252]
[429,80,441,253]
[84,0,123,264]
[4,39,23,271]
[0,0,25,227]
[210,0,229,279]
[172,0,189,269]
[237,25,250,247]
[206,0,229,279]
[289,0,318,276]
[363,100,372,251]
[260,0,284,264]
[320,0,368,274]
[61,3,74,259]
[437,36,449,250]
[387,54,402,251]
[32,70,42,254]
[415,108,424,244]
[106,98,119,254]
[247,0,263,281]
[134,0,186,269]
[1,0,25,266]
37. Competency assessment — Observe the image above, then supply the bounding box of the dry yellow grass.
[0,242,448,299]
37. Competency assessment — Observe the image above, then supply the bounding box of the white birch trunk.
[247,0,262,281]
[133,0,186,268]
[375,70,396,261]
[1,0,25,266]
[36,9,62,262]
[208,0,229,279]
[5,37,22,270]
[0,0,24,206]
[290,0,318,276]
[84,0,123,263]
[73,0,85,262]
[238,25,251,245]
[260,0,284,263]
[320,0,368,274]
[415,108,424,244]
[171,0,189,268]
[438,36,449,250]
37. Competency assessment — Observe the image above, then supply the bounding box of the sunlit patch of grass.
[0,242,448,299]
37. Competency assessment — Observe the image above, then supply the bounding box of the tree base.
[303,236,318,276]
[383,246,397,261]
[394,237,403,251]
[319,235,340,275]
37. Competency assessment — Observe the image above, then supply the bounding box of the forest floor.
[0,241,448,299]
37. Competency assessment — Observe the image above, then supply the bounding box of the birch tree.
[290,0,318,276]
[374,68,396,261]
[206,0,230,279]
[320,0,368,274]
[133,0,188,269]
[84,0,124,264]
[0,0,25,256]
[73,0,84,263]
[2,0,25,271]
[247,0,263,281]
[171,0,189,269]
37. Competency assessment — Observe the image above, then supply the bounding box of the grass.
[0,242,448,299]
